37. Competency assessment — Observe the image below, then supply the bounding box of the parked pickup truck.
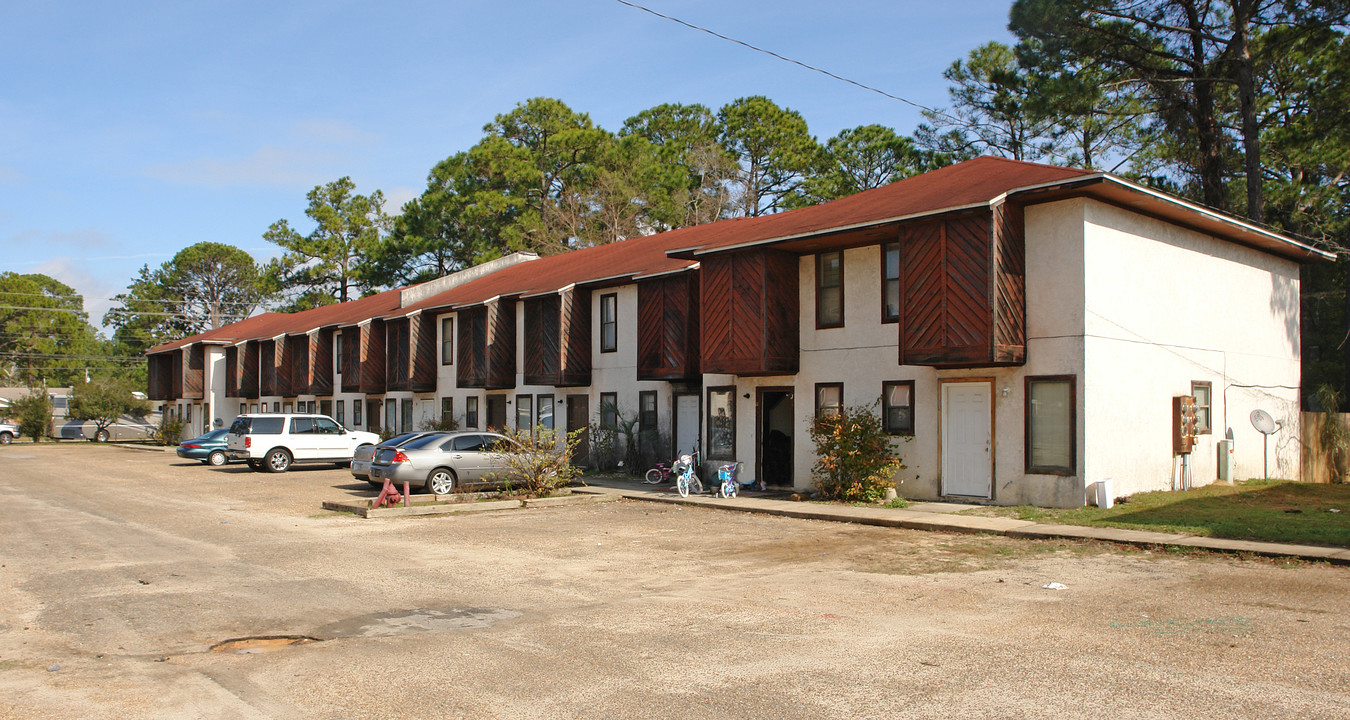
[227,413,379,473]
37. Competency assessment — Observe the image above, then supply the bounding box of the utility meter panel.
[1173,395,1197,454]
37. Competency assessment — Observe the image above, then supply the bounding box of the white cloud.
[32,257,122,332]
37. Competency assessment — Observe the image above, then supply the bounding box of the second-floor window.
[600,293,618,353]
[441,317,454,365]
[817,251,843,328]
[882,241,900,324]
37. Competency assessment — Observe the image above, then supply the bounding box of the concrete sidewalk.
[576,477,1350,566]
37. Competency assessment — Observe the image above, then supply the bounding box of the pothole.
[209,635,320,654]
[317,607,521,639]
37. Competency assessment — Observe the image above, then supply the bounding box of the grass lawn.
[961,480,1350,547]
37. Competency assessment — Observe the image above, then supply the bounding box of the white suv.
[226,414,379,473]
[0,421,18,444]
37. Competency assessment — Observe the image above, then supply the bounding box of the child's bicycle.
[672,451,702,498]
[643,461,672,485]
[715,462,744,498]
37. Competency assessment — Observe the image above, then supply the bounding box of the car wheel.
[264,449,292,473]
[94,429,110,443]
[207,450,227,466]
[0,432,12,445]
[425,468,457,495]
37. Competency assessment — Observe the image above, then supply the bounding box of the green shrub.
[421,416,460,432]
[808,402,907,503]
[494,426,585,495]
[10,391,52,441]
[151,415,186,446]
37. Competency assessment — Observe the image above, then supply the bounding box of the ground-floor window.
[883,381,915,435]
[385,401,397,434]
[401,399,413,433]
[336,400,345,426]
[1025,375,1076,475]
[319,399,331,417]
[537,394,554,430]
[441,397,453,427]
[465,396,479,429]
[815,383,843,418]
[707,387,735,460]
[284,402,293,413]
[600,392,618,429]
[517,394,533,432]
[1191,381,1212,434]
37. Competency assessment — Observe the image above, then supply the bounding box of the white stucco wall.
[1073,199,1302,493]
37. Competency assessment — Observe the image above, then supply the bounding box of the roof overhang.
[1011,175,1333,263]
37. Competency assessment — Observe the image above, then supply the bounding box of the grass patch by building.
[962,480,1350,547]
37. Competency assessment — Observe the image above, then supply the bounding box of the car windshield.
[401,433,449,450]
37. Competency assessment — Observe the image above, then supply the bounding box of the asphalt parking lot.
[2,443,1348,719]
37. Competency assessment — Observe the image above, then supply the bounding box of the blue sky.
[1,0,1017,331]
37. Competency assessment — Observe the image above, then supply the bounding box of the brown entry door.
[566,395,590,468]
[758,388,793,487]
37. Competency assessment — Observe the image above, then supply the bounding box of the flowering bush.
[494,426,586,495]
[808,402,907,503]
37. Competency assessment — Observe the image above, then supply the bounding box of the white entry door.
[942,382,992,498]
[674,394,700,458]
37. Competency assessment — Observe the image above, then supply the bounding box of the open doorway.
[757,387,794,488]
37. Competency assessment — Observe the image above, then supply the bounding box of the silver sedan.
[368,431,514,494]
[351,432,442,486]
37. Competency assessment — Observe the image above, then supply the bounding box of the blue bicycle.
[674,451,703,497]
[716,462,744,498]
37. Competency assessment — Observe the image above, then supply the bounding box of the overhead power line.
[614,0,956,120]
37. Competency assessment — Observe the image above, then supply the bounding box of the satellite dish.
[1250,409,1280,480]
[1250,409,1277,435]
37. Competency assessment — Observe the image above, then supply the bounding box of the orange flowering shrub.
[808,403,906,503]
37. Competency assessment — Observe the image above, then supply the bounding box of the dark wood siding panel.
[275,337,294,397]
[239,341,260,399]
[182,344,205,399]
[360,321,387,394]
[225,345,238,398]
[899,209,1023,367]
[385,318,410,392]
[411,314,438,393]
[700,254,736,371]
[285,335,309,396]
[341,329,361,393]
[558,287,591,387]
[523,295,561,386]
[147,353,172,401]
[259,340,277,396]
[763,252,799,372]
[992,202,1027,364]
[457,306,487,388]
[700,250,798,376]
[637,273,701,381]
[485,299,516,390]
[309,329,334,396]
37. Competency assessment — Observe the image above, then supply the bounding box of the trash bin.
[1094,479,1114,509]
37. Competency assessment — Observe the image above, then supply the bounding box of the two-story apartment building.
[146,157,1329,506]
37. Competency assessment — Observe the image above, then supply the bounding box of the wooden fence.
[1300,411,1350,483]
